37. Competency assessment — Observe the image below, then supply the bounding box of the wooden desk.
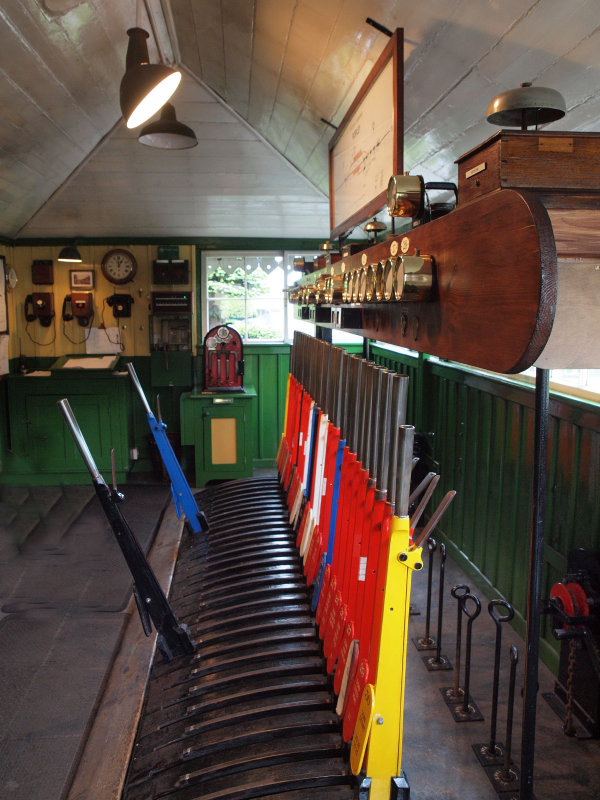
[4,365,131,485]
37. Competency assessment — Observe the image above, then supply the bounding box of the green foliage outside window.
[207,261,283,341]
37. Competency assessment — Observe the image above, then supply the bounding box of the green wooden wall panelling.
[370,354,600,673]
[368,348,600,672]
[2,371,132,485]
[0,381,8,474]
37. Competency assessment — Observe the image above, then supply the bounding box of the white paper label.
[358,556,367,581]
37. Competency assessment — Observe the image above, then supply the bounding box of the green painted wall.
[0,346,294,483]
[370,344,600,672]
[0,381,8,474]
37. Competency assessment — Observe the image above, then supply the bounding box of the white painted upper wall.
[3,0,600,240]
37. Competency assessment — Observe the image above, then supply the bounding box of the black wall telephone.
[63,292,93,326]
[25,292,54,327]
[106,294,133,318]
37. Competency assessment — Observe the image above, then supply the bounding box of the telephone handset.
[25,292,55,327]
[106,293,133,318]
[62,295,73,321]
[63,292,93,326]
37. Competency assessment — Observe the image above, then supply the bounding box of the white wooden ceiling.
[4,0,600,242]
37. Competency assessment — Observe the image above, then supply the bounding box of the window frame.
[424,354,600,408]
[202,250,330,344]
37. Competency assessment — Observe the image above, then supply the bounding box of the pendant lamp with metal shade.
[120,26,181,129]
[138,103,198,149]
[57,245,82,263]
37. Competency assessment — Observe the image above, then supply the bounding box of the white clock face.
[102,250,137,284]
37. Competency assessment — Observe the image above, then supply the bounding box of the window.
[203,251,323,343]
[203,250,371,345]
[204,253,284,342]
[519,366,600,402]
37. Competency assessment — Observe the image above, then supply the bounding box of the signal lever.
[57,398,195,661]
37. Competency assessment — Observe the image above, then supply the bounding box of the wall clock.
[101,248,137,285]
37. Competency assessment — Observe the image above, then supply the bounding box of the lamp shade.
[138,103,198,149]
[57,245,82,263]
[120,28,181,129]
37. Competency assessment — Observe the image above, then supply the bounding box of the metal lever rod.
[57,398,195,661]
[346,356,358,453]
[126,362,208,535]
[340,350,352,443]
[311,337,319,407]
[58,397,102,480]
[388,376,410,509]
[369,367,384,491]
[488,600,515,755]
[289,331,297,377]
[323,340,333,415]
[332,346,343,430]
[352,358,365,459]
[360,361,374,474]
[395,424,415,517]
[110,447,124,500]
[409,471,437,507]
[376,370,394,499]
[126,359,153,416]
[410,474,441,530]
[413,490,457,548]
[111,448,118,492]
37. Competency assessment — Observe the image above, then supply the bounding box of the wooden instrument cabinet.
[291,130,600,374]
[456,130,600,204]
[180,386,257,487]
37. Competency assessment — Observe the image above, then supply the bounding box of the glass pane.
[244,256,261,274]
[207,298,246,338]
[550,368,600,395]
[269,265,285,292]
[287,268,304,286]
[246,266,285,340]
[205,252,287,342]
[246,265,270,298]
[332,329,364,345]
[207,265,245,298]
[247,298,283,341]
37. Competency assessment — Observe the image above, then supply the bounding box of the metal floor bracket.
[358,772,410,799]
[391,772,411,798]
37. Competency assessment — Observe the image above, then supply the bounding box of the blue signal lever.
[127,362,209,535]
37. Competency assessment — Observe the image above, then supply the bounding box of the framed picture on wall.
[70,269,95,290]
[0,255,8,334]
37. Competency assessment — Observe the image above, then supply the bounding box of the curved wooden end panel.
[339,189,558,374]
